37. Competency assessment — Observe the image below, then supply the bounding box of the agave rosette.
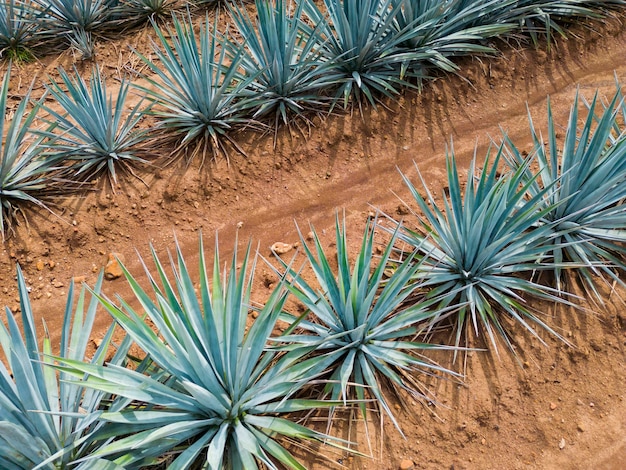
[41,66,151,188]
[0,268,133,470]
[54,237,344,469]
[393,145,573,354]
[227,0,337,134]
[135,11,259,165]
[504,88,626,299]
[274,215,457,429]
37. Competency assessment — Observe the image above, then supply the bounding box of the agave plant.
[41,66,151,188]
[135,11,258,165]
[227,0,337,137]
[33,0,115,58]
[503,88,626,300]
[393,146,573,354]
[500,0,623,47]
[0,0,42,61]
[0,66,65,241]
[109,0,172,29]
[273,215,456,429]
[0,267,133,469]
[390,0,516,75]
[54,236,343,469]
[302,0,445,109]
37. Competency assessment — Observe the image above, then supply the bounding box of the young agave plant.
[227,0,336,137]
[55,237,343,469]
[0,66,63,241]
[0,267,133,470]
[33,0,114,58]
[110,0,172,29]
[42,66,151,188]
[0,0,42,61]
[274,215,456,429]
[394,146,572,355]
[503,89,626,300]
[135,12,258,165]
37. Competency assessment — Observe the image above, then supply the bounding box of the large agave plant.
[54,237,343,469]
[0,66,63,241]
[227,0,337,137]
[273,215,456,429]
[503,88,626,300]
[41,66,151,188]
[393,146,572,354]
[135,11,258,165]
[0,267,133,470]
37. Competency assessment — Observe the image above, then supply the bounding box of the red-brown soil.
[0,10,625,470]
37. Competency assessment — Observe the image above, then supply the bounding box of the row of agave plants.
[1,0,622,61]
[1,0,626,239]
[2,82,626,468]
[0,0,210,60]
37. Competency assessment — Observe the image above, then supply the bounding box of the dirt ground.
[0,9,625,470]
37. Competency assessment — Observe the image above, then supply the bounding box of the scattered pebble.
[399,459,414,470]
[36,260,45,271]
[550,402,557,411]
[577,423,585,432]
[559,438,566,450]
[271,242,294,255]
[104,253,125,280]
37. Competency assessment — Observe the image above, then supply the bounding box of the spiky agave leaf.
[134,11,259,166]
[53,235,345,469]
[0,266,133,470]
[393,145,574,355]
[0,65,65,241]
[41,66,151,188]
[272,214,457,430]
[503,88,626,301]
[227,0,337,138]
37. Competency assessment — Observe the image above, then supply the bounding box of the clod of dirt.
[399,459,415,470]
[104,253,125,280]
[270,242,294,255]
